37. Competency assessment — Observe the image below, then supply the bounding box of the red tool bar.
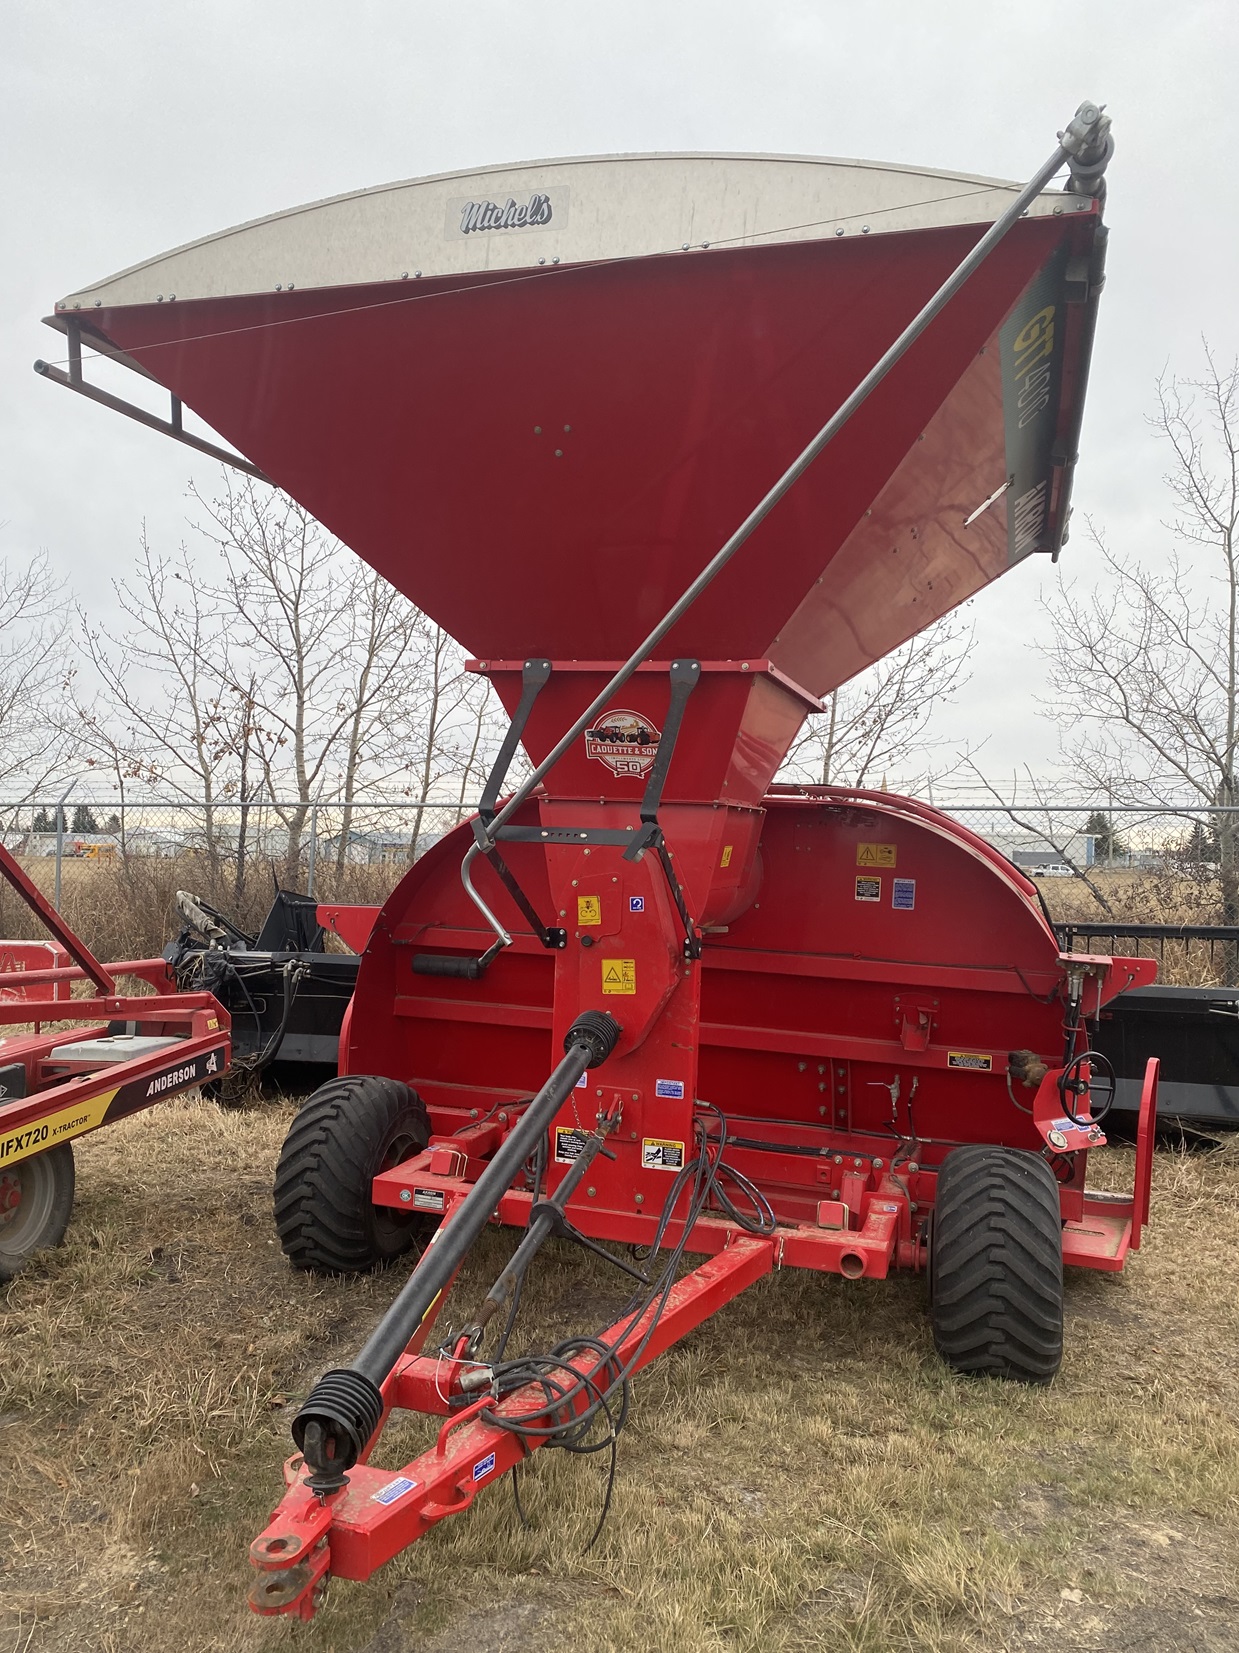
[0,957,172,993]
[0,1001,229,1157]
[0,991,222,1026]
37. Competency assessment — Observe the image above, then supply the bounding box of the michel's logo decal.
[445,187,568,241]
[459,193,553,235]
[584,711,661,778]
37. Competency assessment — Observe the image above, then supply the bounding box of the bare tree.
[190,480,414,874]
[0,548,75,806]
[193,478,500,876]
[74,475,502,886]
[779,611,974,789]
[1039,346,1239,941]
[72,531,258,877]
[961,761,1115,914]
[403,621,501,863]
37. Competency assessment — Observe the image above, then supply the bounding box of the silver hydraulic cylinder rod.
[461,101,1113,950]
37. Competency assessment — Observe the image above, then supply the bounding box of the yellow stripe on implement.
[0,1087,117,1166]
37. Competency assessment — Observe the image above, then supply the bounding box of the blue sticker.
[892,878,916,911]
[372,1476,417,1505]
[655,1078,685,1099]
[629,896,645,913]
[473,1451,497,1482]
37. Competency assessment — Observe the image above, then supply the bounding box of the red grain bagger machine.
[40,103,1160,1620]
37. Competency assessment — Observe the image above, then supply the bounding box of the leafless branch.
[779,611,975,790]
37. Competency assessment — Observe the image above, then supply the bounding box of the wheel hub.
[0,1170,22,1226]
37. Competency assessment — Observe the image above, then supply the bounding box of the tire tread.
[0,1142,76,1281]
[273,1075,431,1275]
[931,1144,1063,1383]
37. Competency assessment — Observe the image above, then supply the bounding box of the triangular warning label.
[601,957,636,995]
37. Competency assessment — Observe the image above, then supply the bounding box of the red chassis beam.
[371,1058,1162,1280]
[0,994,230,1167]
[249,1230,773,1619]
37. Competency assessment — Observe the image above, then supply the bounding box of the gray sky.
[4,0,1236,790]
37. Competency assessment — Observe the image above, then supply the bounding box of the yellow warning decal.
[642,1137,686,1171]
[602,958,636,995]
[855,876,881,902]
[555,1126,591,1165]
[948,1051,993,1072]
[577,895,601,926]
[857,843,897,868]
[0,1087,116,1167]
[720,845,734,869]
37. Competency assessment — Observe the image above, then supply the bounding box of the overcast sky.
[4,0,1236,794]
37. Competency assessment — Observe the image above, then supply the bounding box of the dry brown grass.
[0,858,402,965]
[2,840,1232,995]
[3,858,1233,987]
[1042,869,1235,986]
[1044,867,1228,930]
[2,1095,1238,1652]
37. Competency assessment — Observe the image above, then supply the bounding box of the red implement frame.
[251,1230,772,1619]
[0,844,230,1228]
[249,1045,1158,1617]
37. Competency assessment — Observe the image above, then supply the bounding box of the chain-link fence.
[873,797,1239,984]
[914,799,1234,870]
[0,797,480,958]
[3,792,1238,976]
[0,796,477,890]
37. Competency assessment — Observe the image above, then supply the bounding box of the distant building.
[987,832,1094,869]
[322,829,443,865]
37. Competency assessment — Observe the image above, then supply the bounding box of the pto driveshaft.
[291,1009,622,1488]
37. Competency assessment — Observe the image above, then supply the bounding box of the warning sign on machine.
[856,843,897,867]
[555,1127,591,1164]
[948,1051,993,1071]
[601,958,636,995]
[642,1137,685,1171]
